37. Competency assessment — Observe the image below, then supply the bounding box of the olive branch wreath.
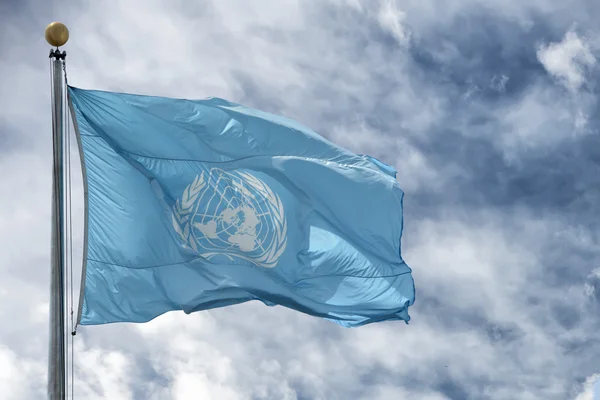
[171,172,205,253]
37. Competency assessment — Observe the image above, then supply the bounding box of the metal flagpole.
[46,22,69,400]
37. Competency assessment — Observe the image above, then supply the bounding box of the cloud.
[537,31,596,92]
[0,345,45,399]
[490,74,510,92]
[573,374,600,400]
[75,345,135,399]
[495,83,590,156]
[377,0,410,46]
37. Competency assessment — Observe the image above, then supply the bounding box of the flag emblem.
[171,168,288,268]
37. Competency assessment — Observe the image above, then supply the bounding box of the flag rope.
[62,58,76,400]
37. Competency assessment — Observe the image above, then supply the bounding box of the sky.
[1,0,600,399]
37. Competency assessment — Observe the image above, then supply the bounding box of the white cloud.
[75,346,135,399]
[537,31,596,92]
[490,74,509,92]
[377,0,410,45]
[0,346,45,399]
[573,374,600,400]
[460,81,595,160]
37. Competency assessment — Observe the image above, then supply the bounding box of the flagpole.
[46,22,69,400]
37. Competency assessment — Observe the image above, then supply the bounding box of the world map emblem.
[171,168,287,268]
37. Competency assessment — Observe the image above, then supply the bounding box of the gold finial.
[45,22,69,47]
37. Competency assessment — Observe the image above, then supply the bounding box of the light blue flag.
[68,86,415,328]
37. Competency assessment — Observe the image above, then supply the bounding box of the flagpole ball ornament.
[45,22,69,47]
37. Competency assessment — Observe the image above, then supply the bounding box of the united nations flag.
[69,86,415,328]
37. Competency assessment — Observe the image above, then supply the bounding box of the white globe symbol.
[173,168,287,268]
[194,204,261,252]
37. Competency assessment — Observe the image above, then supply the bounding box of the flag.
[68,86,415,328]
